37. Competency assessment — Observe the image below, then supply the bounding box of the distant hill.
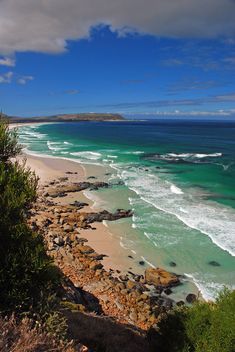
[6,113,125,123]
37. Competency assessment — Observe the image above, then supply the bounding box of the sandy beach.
[23,152,143,275]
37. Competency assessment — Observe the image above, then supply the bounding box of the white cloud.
[0,57,15,66]
[0,71,13,83]
[0,0,234,55]
[17,75,34,85]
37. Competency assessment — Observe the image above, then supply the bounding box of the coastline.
[22,152,144,275]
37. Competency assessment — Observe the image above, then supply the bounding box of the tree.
[0,117,58,313]
[0,115,21,162]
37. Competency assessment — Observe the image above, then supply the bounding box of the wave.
[70,151,102,160]
[120,237,129,250]
[184,273,234,301]
[170,184,184,194]
[143,152,223,164]
[169,152,222,159]
[20,130,47,140]
[107,155,118,159]
[123,151,144,155]
[113,165,235,257]
[47,141,67,151]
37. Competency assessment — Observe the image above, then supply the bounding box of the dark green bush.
[0,117,21,162]
[0,118,59,314]
[156,289,235,352]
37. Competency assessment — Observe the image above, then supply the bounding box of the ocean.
[18,119,235,300]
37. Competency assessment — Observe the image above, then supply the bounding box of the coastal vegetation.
[0,116,234,351]
[0,117,72,350]
[155,288,235,352]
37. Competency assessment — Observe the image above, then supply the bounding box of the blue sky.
[0,0,235,117]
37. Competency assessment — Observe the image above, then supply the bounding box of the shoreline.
[22,150,201,303]
[22,152,144,275]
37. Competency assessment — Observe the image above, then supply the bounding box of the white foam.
[47,141,67,151]
[170,184,184,194]
[140,256,155,268]
[114,165,235,257]
[124,151,144,155]
[184,273,233,301]
[83,190,105,210]
[107,155,118,159]
[179,207,189,214]
[103,220,108,227]
[70,151,101,160]
[168,152,222,159]
[120,237,128,250]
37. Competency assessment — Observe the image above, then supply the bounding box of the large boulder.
[186,293,197,303]
[145,267,180,288]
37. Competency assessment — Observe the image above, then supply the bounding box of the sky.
[0,0,235,118]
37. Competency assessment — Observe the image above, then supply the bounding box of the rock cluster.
[28,176,196,332]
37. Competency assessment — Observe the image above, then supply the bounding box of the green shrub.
[156,289,235,352]
[0,116,21,162]
[0,118,59,314]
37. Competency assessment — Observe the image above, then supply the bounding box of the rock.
[119,275,128,282]
[116,282,126,291]
[164,288,173,295]
[46,181,109,197]
[176,301,185,306]
[53,236,64,246]
[145,267,180,288]
[129,311,138,322]
[84,209,133,224]
[140,293,148,301]
[89,182,109,191]
[126,280,137,290]
[48,242,56,251]
[76,237,88,244]
[169,261,177,267]
[186,293,197,303]
[43,219,52,227]
[208,260,221,267]
[121,289,129,295]
[58,177,68,182]
[114,299,124,310]
[77,245,94,255]
[70,201,89,209]
[89,262,103,271]
[88,252,106,260]
[161,298,173,310]
[63,224,73,232]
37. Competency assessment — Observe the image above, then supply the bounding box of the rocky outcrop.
[83,209,133,225]
[27,174,188,334]
[45,181,109,198]
[145,268,180,289]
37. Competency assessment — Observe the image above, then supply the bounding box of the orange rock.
[145,267,180,287]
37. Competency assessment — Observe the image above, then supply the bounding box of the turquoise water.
[18,120,235,300]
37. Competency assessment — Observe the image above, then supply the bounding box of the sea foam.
[114,165,235,257]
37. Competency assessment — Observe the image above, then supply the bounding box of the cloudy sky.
[0,0,235,117]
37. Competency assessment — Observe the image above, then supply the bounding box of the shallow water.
[18,120,235,300]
